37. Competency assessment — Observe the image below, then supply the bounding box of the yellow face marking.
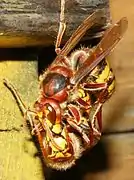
[50,142,59,152]
[52,124,62,134]
[55,152,71,158]
[54,137,66,150]
[50,137,66,152]
[55,152,65,158]
[64,152,72,158]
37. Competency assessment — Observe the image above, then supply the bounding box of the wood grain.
[0,60,44,180]
[0,0,109,47]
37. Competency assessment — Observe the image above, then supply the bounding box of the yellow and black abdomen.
[87,58,115,102]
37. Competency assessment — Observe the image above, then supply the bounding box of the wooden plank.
[0,0,110,47]
[0,59,44,180]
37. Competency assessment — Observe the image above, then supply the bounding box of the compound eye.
[42,73,67,97]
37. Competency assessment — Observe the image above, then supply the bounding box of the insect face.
[32,103,83,170]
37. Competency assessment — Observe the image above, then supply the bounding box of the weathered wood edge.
[0,0,110,47]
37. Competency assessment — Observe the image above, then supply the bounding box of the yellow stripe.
[96,61,110,83]
[108,80,115,93]
[83,93,90,101]
[78,89,85,98]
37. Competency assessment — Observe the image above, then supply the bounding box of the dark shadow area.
[26,129,110,180]
[38,140,109,180]
[0,48,38,60]
[37,38,100,75]
[0,38,100,72]
[38,46,56,74]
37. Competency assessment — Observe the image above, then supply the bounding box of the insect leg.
[3,79,27,114]
[89,103,102,136]
[3,79,37,130]
[89,81,110,137]
[67,119,90,145]
[82,82,107,91]
[55,0,66,54]
[96,107,102,131]
[33,123,48,158]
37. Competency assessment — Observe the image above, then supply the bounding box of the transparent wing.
[70,17,128,85]
[51,10,103,66]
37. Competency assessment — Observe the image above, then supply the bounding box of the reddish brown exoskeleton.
[4,0,128,170]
